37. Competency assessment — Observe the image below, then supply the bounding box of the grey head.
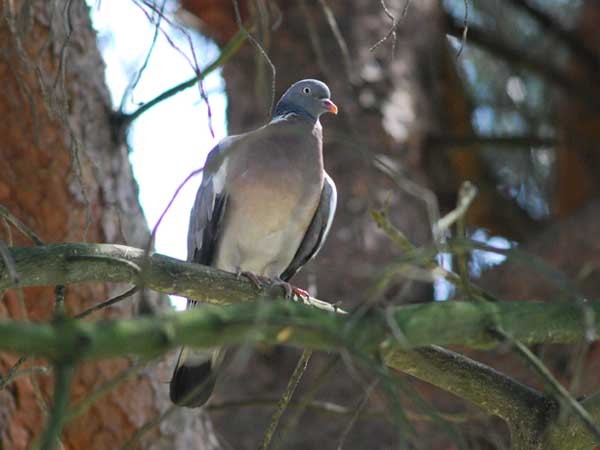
[273,79,338,121]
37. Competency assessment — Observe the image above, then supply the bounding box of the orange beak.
[321,99,338,115]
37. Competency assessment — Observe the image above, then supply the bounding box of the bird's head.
[273,79,338,121]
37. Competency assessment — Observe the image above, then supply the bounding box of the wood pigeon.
[170,79,338,407]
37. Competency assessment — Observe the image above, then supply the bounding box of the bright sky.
[88,0,227,309]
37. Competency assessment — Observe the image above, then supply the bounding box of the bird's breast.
[214,153,324,277]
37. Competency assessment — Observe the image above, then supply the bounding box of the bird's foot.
[238,271,310,301]
[271,278,311,301]
[238,271,271,290]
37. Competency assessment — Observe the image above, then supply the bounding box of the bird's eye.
[303,87,311,94]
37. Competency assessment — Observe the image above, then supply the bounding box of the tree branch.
[2,243,600,349]
[504,0,600,77]
[385,346,554,448]
[39,362,74,450]
[427,133,555,149]
[118,28,247,126]
[444,12,600,112]
[3,243,600,449]
[0,243,334,312]
[542,393,600,450]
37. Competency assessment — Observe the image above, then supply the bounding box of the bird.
[170,79,338,408]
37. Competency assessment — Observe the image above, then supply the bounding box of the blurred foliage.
[445,0,584,220]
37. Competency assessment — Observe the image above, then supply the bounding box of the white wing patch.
[321,173,337,244]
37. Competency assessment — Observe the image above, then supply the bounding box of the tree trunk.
[0,2,216,449]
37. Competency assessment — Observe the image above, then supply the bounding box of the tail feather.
[170,347,218,407]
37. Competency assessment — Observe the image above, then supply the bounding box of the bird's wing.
[187,137,236,266]
[280,172,337,281]
[173,138,238,407]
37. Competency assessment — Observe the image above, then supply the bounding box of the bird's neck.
[270,112,321,131]
[272,101,318,124]
[270,112,322,139]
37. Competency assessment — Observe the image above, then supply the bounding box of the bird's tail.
[170,346,223,407]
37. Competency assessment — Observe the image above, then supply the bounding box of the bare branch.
[444,12,600,112]
[121,29,247,126]
[427,133,556,149]
[39,363,74,450]
[316,0,353,81]
[369,0,410,57]
[504,0,600,77]
[232,0,276,117]
[0,204,44,245]
[74,286,140,318]
[260,350,312,450]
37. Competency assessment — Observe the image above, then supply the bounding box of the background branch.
[444,12,600,112]
[119,28,247,126]
[504,0,600,76]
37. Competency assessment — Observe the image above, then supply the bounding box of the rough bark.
[0,2,215,449]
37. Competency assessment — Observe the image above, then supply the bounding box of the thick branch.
[0,243,335,311]
[3,243,600,449]
[542,393,600,450]
[0,299,564,446]
[2,244,600,348]
[385,346,554,446]
[1,244,600,349]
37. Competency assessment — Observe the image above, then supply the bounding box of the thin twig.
[371,209,414,254]
[147,166,204,253]
[298,0,331,78]
[65,359,147,421]
[0,356,29,391]
[373,155,442,246]
[369,0,410,58]
[337,381,378,450]
[0,204,44,245]
[75,286,140,319]
[275,356,341,449]
[119,0,167,111]
[39,363,74,450]
[455,195,471,300]
[0,207,44,398]
[53,285,65,316]
[260,350,313,450]
[122,29,247,125]
[455,0,469,59]
[434,181,478,240]
[208,396,481,423]
[316,0,353,81]
[132,0,215,137]
[141,165,204,282]
[232,0,276,117]
[0,365,49,387]
[0,236,19,284]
